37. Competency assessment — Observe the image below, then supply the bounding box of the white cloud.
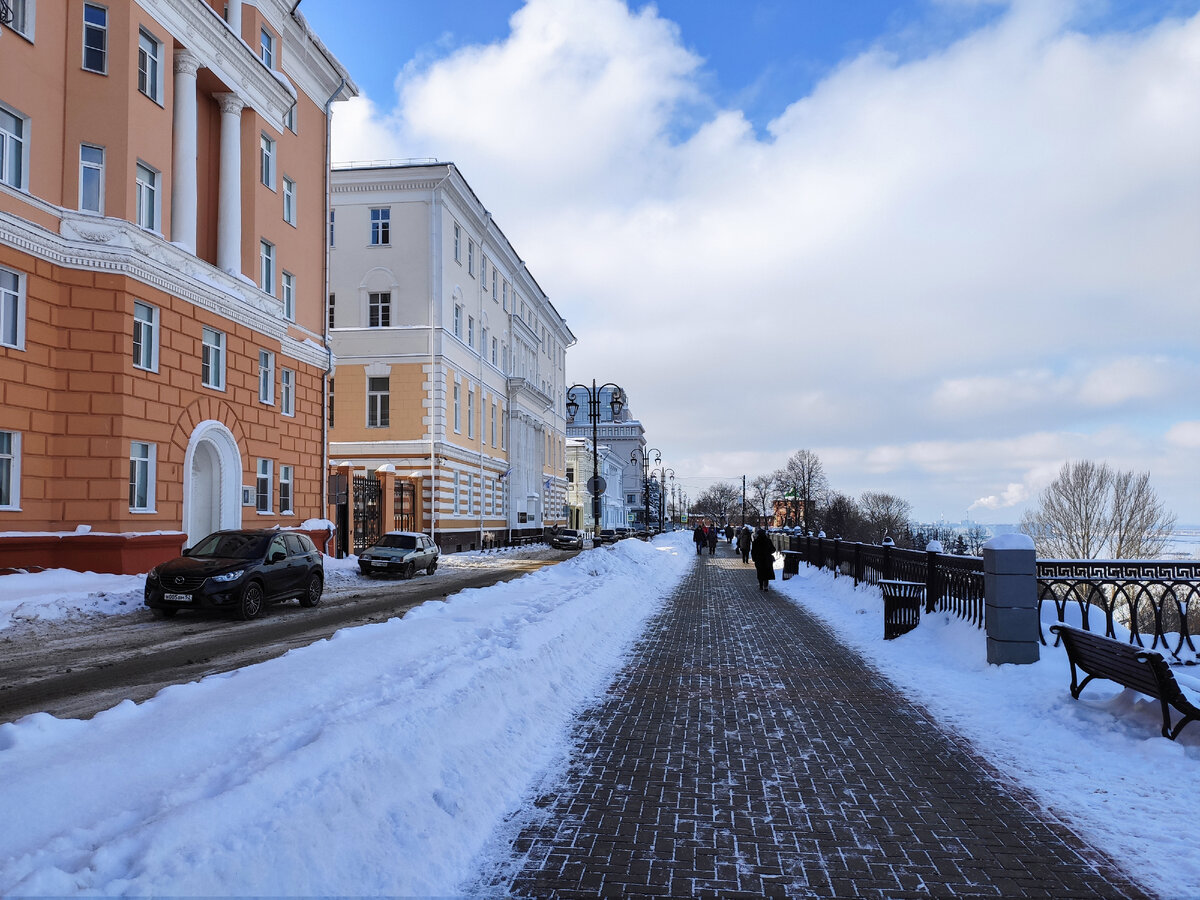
[330,0,1200,520]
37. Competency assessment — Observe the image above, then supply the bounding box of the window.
[129,441,155,511]
[132,300,158,371]
[79,144,104,213]
[453,383,461,432]
[256,459,273,512]
[279,465,293,513]
[281,368,295,416]
[260,240,274,294]
[466,473,474,515]
[502,282,508,310]
[201,326,225,389]
[481,327,488,360]
[491,401,497,446]
[0,105,26,190]
[9,0,34,40]
[137,29,162,103]
[1,266,24,350]
[282,176,296,225]
[467,316,474,349]
[83,4,107,73]
[284,104,297,133]
[328,209,335,247]
[368,291,391,328]
[258,349,275,404]
[260,134,275,188]
[327,377,335,427]
[135,162,158,231]
[492,270,497,302]
[328,293,335,330]
[453,305,462,339]
[453,471,461,515]
[370,207,390,245]
[367,376,389,428]
[491,337,498,366]
[0,431,19,508]
[260,28,274,67]
[282,271,295,321]
[468,240,474,276]
[467,388,475,438]
[453,223,461,262]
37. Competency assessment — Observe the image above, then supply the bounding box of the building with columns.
[327,163,574,553]
[0,0,355,572]
[565,385,654,528]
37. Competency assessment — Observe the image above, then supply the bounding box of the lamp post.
[630,446,661,535]
[651,466,673,532]
[566,380,625,541]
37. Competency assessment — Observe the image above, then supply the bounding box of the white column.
[171,50,201,253]
[214,92,245,276]
[226,0,243,38]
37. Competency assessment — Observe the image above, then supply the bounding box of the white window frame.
[260,134,275,189]
[282,176,296,225]
[453,382,461,433]
[468,240,474,276]
[0,430,20,510]
[467,387,475,439]
[129,440,156,512]
[260,239,275,294]
[134,161,158,232]
[502,282,508,310]
[279,464,293,514]
[281,368,295,416]
[328,292,335,330]
[368,291,391,328]
[468,316,474,349]
[256,458,273,513]
[492,270,497,302]
[260,27,274,68]
[201,325,225,390]
[79,144,104,213]
[491,401,497,447]
[453,304,462,339]
[453,223,461,262]
[0,103,28,191]
[282,271,295,321]
[0,266,25,351]
[284,103,297,134]
[82,3,107,73]
[258,349,275,405]
[132,299,158,372]
[491,337,497,366]
[480,256,487,285]
[367,376,389,428]
[328,209,335,247]
[10,0,35,41]
[137,28,162,104]
[453,471,461,515]
[370,207,390,245]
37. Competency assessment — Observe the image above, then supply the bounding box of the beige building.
[0,0,354,573]
[328,163,574,552]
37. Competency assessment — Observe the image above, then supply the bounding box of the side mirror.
[270,550,287,564]
[181,547,192,557]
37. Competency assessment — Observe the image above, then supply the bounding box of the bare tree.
[964,524,991,556]
[692,482,742,524]
[859,491,913,543]
[1021,460,1176,559]
[749,474,775,522]
[819,492,867,541]
[775,449,828,533]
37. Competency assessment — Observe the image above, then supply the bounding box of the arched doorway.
[183,421,242,546]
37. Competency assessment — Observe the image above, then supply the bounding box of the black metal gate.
[353,475,382,554]
[394,480,416,533]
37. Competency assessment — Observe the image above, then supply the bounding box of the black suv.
[145,530,324,620]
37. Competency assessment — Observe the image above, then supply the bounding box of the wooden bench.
[879,579,924,640]
[780,550,803,580]
[1050,624,1200,740]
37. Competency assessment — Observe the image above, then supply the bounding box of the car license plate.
[164,592,192,603]
[372,560,389,567]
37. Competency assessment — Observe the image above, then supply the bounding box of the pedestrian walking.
[692,523,706,556]
[751,527,776,591]
[737,525,752,564]
[707,523,719,555]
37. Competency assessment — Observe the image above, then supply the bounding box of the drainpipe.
[429,166,452,545]
[320,76,346,555]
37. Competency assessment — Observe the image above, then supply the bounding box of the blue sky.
[299,1,1200,524]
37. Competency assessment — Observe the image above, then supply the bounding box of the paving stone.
[481,547,1151,899]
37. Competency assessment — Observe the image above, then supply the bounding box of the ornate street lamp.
[657,468,675,531]
[566,380,625,540]
[630,446,661,536]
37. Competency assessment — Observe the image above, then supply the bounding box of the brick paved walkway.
[475,544,1150,899]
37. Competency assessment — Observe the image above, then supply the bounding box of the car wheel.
[237,582,265,620]
[426,559,437,575]
[403,561,416,580]
[151,607,177,619]
[299,573,323,607]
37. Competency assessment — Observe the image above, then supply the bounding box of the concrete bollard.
[982,534,1040,664]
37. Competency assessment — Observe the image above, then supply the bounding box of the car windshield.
[375,534,418,550]
[190,532,271,559]
[561,530,579,537]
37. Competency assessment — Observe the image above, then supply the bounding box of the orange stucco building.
[0,0,355,573]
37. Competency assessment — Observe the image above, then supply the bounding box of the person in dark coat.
[737,525,752,564]
[750,527,776,591]
[692,524,706,556]
[706,524,719,555]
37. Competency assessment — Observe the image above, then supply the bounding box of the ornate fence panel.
[930,554,985,629]
[353,475,382,554]
[1037,560,1200,662]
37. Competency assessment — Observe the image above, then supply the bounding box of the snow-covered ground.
[0,532,1196,897]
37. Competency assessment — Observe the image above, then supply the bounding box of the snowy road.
[0,551,573,724]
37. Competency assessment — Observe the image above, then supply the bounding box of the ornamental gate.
[394,480,417,533]
[353,475,382,554]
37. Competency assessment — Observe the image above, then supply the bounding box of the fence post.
[853,543,862,586]
[832,537,841,578]
[925,540,943,614]
[982,534,1040,665]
